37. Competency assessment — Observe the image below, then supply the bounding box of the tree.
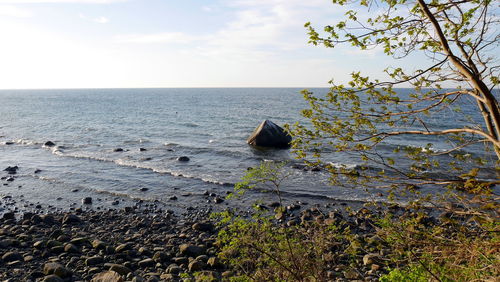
[291,0,499,193]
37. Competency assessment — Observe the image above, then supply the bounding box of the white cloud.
[79,13,109,24]
[92,16,109,23]
[114,32,197,44]
[0,5,32,17]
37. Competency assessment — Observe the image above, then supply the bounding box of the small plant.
[216,161,357,281]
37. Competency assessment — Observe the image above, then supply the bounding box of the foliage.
[215,1,500,281]
[215,162,358,281]
[289,0,500,192]
[377,208,500,281]
[217,162,499,281]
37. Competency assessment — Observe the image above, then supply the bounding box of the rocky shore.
[0,192,404,281]
[0,202,225,282]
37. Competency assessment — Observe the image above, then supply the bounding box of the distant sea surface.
[0,88,497,211]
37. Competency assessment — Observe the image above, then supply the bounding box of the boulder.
[246,120,291,149]
[44,141,56,147]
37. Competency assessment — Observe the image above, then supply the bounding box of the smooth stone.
[92,239,107,250]
[2,251,23,262]
[115,243,132,253]
[63,243,79,253]
[43,262,72,278]
[188,260,206,272]
[108,264,132,275]
[152,251,169,263]
[86,256,104,266]
[166,264,181,274]
[91,271,124,282]
[62,214,81,224]
[138,258,155,268]
[192,222,214,232]
[171,257,188,265]
[179,244,205,257]
[70,237,88,245]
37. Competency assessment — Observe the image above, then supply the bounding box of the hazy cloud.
[0,5,32,17]
[115,32,197,44]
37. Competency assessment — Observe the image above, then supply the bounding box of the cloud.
[0,0,126,3]
[79,13,109,23]
[0,5,32,17]
[93,16,109,23]
[114,32,197,44]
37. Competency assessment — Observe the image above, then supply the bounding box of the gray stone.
[179,244,205,257]
[91,271,124,282]
[246,120,292,148]
[92,239,107,250]
[43,262,72,278]
[138,258,155,268]
[115,243,132,253]
[86,256,104,266]
[64,243,79,253]
[192,222,214,232]
[152,251,169,263]
[166,264,181,274]
[188,260,206,272]
[108,264,132,275]
[2,251,23,262]
[62,214,81,224]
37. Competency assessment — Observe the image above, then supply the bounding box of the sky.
[0,0,393,89]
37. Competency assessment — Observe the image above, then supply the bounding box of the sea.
[0,88,497,213]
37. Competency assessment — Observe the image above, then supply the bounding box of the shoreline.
[0,188,389,281]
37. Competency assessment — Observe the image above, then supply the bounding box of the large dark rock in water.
[247,120,292,149]
[44,141,56,147]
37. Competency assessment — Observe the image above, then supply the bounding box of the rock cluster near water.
[0,208,225,281]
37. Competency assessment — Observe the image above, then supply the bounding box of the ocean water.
[0,88,497,212]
